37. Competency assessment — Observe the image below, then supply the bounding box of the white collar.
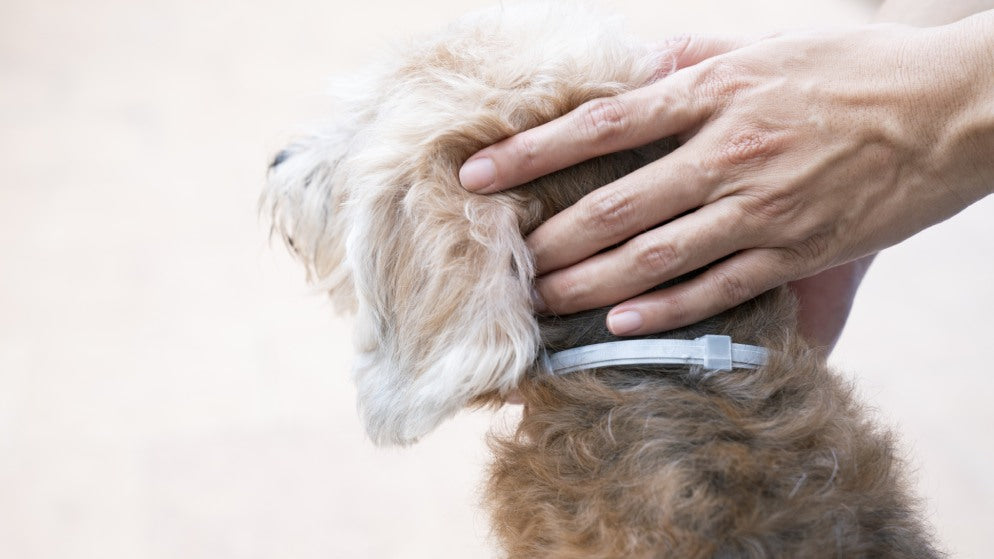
[541,335,768,376]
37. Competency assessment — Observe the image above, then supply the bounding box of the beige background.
[2,0,992,557]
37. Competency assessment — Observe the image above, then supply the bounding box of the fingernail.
[530,287,548,313]
[459,157,496,192]
[607,310,643,335]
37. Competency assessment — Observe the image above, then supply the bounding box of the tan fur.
[264,2,940,556]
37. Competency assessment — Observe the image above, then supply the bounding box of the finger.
[458,71,715,194]
[534,198,756,316]
[657,34,760,71]
[525,135,718,275]
[604,248,792,336]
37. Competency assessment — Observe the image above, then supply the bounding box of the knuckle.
[584,188,636,240]
[738,188,795,224]
[696,59,743,101]
[719,127,782,167]
[511,133,540,170]
[630,237,678,279]
[785,232,832,264]
[543,272,588,311]
[660,292,692,327]
[577,97,629,143]
[711,269,753,305]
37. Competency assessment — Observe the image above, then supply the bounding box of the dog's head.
[264,2,668,445]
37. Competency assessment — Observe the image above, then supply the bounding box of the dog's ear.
[266,112,539,446]
[263,123,358,311]
[347,132,539,445]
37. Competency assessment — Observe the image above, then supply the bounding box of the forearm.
[874,0,994,25]
[930,10,994,202]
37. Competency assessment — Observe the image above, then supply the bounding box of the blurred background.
[1,0,991,557]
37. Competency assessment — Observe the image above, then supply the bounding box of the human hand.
[788,254,875,353]
[460,16,994,336]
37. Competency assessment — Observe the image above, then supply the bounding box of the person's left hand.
[459,23,993,338]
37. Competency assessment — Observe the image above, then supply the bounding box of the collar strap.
[541,335,768,376]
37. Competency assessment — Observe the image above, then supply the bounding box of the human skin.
[460,3,994,351]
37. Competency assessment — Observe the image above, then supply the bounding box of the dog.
[263,3,940,556]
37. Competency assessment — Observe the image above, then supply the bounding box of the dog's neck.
[510,140,798,372]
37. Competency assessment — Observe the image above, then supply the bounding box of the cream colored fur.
[264,2,663,445]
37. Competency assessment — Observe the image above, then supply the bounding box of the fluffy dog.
[264,3,940,557]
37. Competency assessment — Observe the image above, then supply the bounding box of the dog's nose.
[269,149,292,169]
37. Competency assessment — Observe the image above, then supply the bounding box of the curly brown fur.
[264,3,941,556]
[488,289,939,558]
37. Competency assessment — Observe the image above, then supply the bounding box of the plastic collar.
[541,335,768,376]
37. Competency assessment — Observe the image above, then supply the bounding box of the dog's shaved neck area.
[512,140,781,357]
